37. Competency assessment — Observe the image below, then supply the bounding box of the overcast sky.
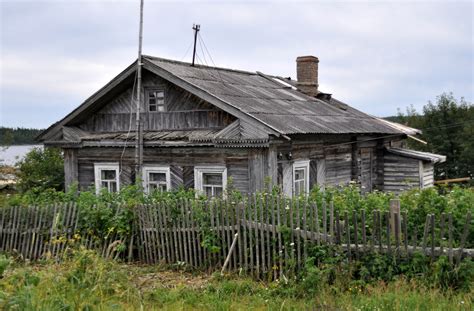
[1,0,473,129]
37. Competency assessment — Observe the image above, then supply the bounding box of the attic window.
[147,89,165,112]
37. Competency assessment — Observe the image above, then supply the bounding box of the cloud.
[0,0,472,128]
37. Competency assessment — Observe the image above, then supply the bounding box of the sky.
[0,0,473,129]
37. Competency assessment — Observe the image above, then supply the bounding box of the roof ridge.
[143,55,259,76]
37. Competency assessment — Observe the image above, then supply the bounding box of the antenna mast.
[135,0,144,183]
[191,24,200,66]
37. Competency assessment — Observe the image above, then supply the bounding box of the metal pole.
[191,24,200,66]
[135,0,144,183]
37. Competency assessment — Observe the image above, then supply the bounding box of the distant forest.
[0,127,44,145]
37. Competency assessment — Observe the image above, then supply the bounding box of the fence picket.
[2,197,473,275]
[457,212,472,263]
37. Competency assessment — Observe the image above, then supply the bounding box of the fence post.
[390,199,401,238]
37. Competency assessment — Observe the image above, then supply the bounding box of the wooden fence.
[0,196,472,279]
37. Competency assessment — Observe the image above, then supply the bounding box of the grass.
[0,249,472,311]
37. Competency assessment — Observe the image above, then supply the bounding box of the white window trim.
[94,162,120,195]
[142,165,171,194]
[292,160,310,196]
[194,166,227,198]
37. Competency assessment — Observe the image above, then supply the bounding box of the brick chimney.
[296,55,319,97]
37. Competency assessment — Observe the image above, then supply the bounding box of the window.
[142,166,170,194]
[194,166,227,197]
[94,163,120,194]
[292,160,310,196]
[146,89,165,112]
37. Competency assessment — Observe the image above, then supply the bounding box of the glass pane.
[101,181,108,188]
[101,170,116,180]
[149,172,166,182]
[157,91,164,98]
[157,105,165,112]
[204,186,213,197]
[110,181,117,192]
[203,173,222,185]
[295,169,305,181]
[159,184,167,192]
[149,183,158,190]
[149,98,156,105]
[214,187,223,197]
[294,181,300,195]
[149,105,157,112]
[157,99,165,105]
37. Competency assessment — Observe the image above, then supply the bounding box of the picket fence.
[0,197,472,278]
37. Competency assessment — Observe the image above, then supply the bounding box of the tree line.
[0,127,44,145]
[386,92,473,180]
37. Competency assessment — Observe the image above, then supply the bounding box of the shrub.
[15,147,64,192]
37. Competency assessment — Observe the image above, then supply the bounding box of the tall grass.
[0,248,472,310]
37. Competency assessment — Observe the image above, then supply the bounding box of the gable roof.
[39,55,404,142]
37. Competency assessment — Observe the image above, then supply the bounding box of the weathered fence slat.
[2,196,473,280]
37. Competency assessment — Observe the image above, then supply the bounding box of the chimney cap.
[296,55,319,62]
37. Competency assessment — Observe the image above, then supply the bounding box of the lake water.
[0,145,43,166]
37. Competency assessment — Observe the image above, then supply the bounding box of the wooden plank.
[457,212,472,264]
[151,204,162,262]
[276,195,283,280]
[247,196,254,275]
[322,201,327,244]
[253,194,260,276]
[266,196,272,277]
[259,195,266,274]
[422,214,430,256]
[361,210,366,252]
[403,211,408,255]
[188,200,197,266]
[302,198,308,266]
[377,210,382,252]
[335,210,340,245]
[158,202,169,263]
[217,200,225,267]
[344,212,351,260]
[371,210,376,252]
[242,200,249,273]
[430,214,435,261]
[353,210,358,259]
[207,199,215,266]
[289,197,295,276]
[315,202,320,246]
[394,212,400,259]
[329,201,334,245]
[385,211,391,255]
[296,198,301,272]
[448,213,453,264]
[439,213,446,256]
[180,200,189,264]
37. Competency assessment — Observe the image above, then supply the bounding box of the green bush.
[15,147,64,193]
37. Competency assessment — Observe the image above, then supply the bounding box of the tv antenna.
[191,24,200,66]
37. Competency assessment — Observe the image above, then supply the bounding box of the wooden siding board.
[76,147,249,194]
[63,149,78,190]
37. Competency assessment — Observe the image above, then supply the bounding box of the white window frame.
[142,165,171,194]
[94,163,120,194]
[194,166,227,198]
[292,160,310,196]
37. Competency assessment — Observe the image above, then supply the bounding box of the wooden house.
[38,55,445,195]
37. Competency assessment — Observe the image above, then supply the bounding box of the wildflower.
[285,205,290,210]
[290,242,295,246]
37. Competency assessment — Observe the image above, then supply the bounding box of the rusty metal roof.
[145,56,402,135]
